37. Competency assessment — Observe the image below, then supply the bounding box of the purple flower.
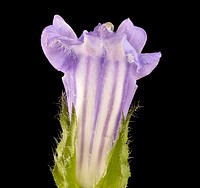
[41,15,161,187]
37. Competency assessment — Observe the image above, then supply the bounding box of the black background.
[3,1,195,187]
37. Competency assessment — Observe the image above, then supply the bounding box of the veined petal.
[60,33,138,187]
[117,18,147,53]
[137,52,162,79]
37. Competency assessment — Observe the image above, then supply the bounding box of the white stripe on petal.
[75,55,87,184]
[78,57,100,187]
[99,59,127,171]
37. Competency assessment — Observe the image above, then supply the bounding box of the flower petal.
[136,52,162,79]
[64,34,138,187]
[41,30,78,72]
[117,18,147,53]
[41,16,81,72]
[53,15,77,39]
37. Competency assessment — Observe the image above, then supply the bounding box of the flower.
[41,15,161,188]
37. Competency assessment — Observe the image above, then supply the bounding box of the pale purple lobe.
[117,18,147,53]
[137,52,162,80]
[53,15,77,39]
[41,15,80,72]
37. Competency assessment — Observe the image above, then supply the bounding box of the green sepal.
[96,103,139,188]
[50,93,139,188]
[50,93,80,188]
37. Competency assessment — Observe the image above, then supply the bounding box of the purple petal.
[136,52,162,80]
[41,15,81,72]
[70,35,138,186]
[53,15,77,39]
[117,18,147,53]
[41,31,78,72]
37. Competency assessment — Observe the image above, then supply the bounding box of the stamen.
[105,22,114,31]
